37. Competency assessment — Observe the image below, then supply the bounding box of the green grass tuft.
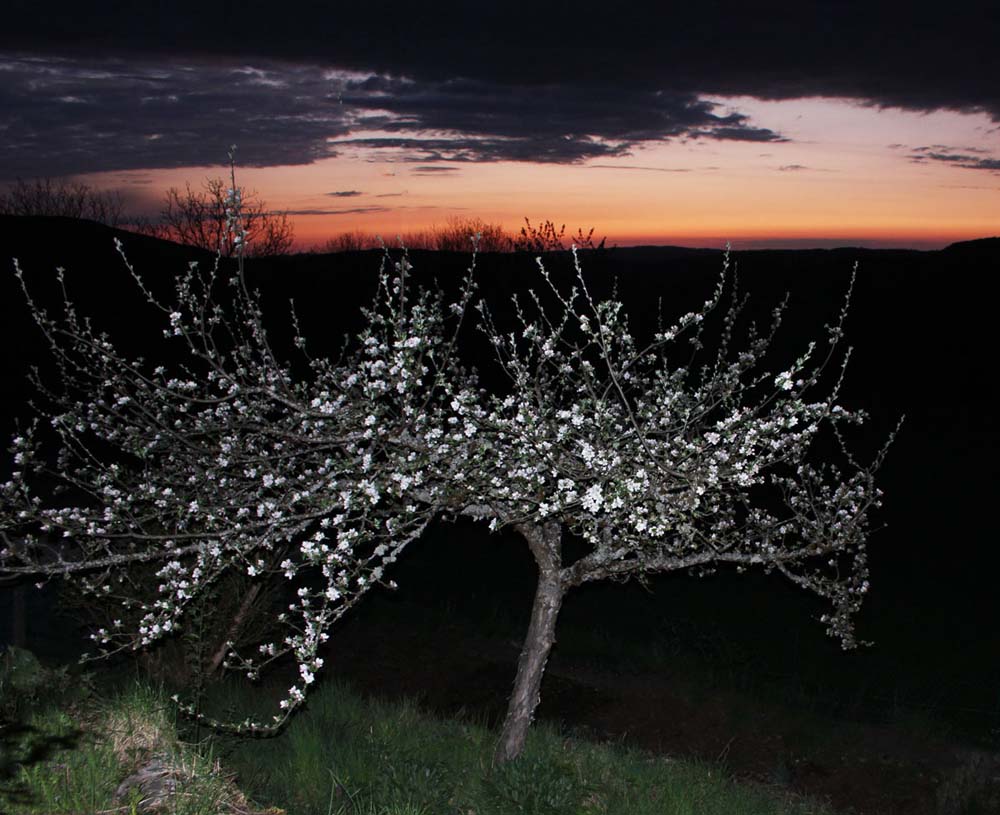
[196,675,835,815]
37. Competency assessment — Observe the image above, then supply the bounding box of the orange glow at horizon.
[82,96,999,253]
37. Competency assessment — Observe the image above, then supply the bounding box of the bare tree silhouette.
[143,177,294,257]
[0,178,125,227]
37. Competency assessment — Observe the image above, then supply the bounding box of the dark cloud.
[587,166,693,173]
[913,152,978,163]
[282,206,391,216]
[326,191,363,198]
[776,165,835,173]
[0,54,347,179]
[5,2,996,111]
[688,126,787,143]
[409,166,463,174]
[329,136,627,164]
[912,145,993,155]
[0,52,794,181]
[907,146,1000,173]
[951,157,1000,172]
[0,1,997,181]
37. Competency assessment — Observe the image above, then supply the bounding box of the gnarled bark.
[493,521,565,765]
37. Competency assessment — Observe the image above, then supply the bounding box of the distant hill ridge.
[941,236,1000,253]
[4,214,999,261]
[0,214,217,271]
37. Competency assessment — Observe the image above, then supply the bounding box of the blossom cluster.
[460,247,899,647]
[0,158,479,733]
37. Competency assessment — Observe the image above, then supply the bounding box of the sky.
[1,2,999,251]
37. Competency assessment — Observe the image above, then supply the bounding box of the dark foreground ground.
[9,511,1000,815]
[314,592,1000,815]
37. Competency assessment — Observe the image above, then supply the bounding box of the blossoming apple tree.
[0,154,899,762]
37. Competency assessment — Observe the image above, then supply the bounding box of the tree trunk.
[493,522,565,765]
[10,583,26,648]
[207,581,262,677]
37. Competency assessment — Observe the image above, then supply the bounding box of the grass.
[0,648,837,815]
[189,672,838,815]
[0,658,266,814]
[5,576,990,815]
[1,705,121,813]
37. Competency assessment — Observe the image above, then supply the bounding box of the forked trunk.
[493,522,565,765]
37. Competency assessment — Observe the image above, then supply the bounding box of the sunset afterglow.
[1,8,998,251]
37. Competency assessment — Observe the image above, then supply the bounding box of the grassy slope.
[1,654,835,815]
